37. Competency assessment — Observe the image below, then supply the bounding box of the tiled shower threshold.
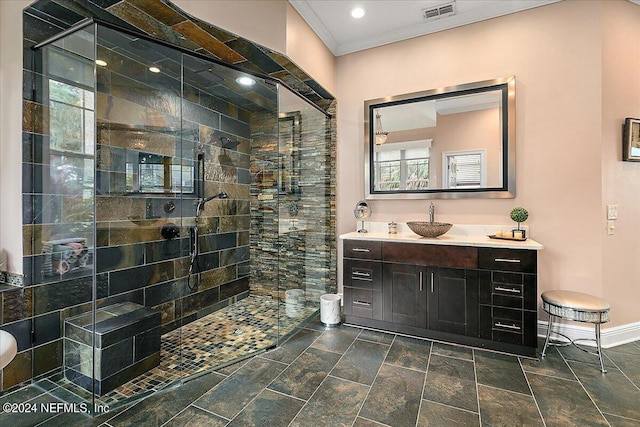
[32,296,318,411]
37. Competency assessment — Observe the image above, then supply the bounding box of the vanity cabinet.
[478,247,537,348]
[342,238,539,357]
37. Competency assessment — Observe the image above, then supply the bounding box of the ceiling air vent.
[423,1,456,21]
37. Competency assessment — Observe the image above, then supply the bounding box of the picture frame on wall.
[623,117,640,161]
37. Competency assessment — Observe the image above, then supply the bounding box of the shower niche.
[24,20,333,411]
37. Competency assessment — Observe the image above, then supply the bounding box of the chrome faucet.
[429,202,435,224]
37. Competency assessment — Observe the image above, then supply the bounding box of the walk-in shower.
[18,19,333,413]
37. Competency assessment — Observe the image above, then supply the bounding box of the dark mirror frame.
[364,76,516,199]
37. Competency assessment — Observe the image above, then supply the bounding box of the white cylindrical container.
[320,294,341,326]
[285,289,305,318]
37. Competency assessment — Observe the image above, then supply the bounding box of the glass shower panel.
[92,25,186,402]
[28,19,330,415]
[30,24,98,408]
[277,86,332,341]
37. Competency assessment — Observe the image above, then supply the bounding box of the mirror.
[364,76,515,199]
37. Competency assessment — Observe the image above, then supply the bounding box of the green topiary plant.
[510,207,529,230]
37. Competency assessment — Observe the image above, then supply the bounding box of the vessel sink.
[0,330,18,370]
[407,221,453,238]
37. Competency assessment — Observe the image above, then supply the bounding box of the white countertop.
[340,223,543,250]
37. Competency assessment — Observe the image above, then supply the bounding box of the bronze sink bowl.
[407,221,453,238]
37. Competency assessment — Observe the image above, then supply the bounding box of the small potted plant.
[510,207,529,239]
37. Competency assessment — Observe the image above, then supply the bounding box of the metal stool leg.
[595,323,607,373]
[541,314,554,358]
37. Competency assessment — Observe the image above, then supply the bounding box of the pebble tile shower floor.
[2,317,639,426]
[30,296,317,409]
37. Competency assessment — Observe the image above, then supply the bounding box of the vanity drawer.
[478,271,537,310]
[480,305,537,347]
[478,248,536,273]
[343,259,382,291]
[383,242,478,269]
[344,239,382,260]
[343,287,382,320]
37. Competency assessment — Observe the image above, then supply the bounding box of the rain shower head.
[220,136,240,149]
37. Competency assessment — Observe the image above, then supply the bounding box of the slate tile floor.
[1,318,639,427]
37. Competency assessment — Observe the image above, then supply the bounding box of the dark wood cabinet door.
[382,263,427,328]
[428,267,478,336]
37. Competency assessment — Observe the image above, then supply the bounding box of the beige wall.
[0,0,32,273]
[336,0,640,328]
[285,3,335,95]
[601,0,640,328]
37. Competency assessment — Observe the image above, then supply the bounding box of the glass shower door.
[276,86,332,341]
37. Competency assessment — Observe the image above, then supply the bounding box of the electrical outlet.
[607,205,618,220]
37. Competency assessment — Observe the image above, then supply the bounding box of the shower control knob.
[161,223,180,240]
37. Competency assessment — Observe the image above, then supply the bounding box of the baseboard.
[537,320,640,348]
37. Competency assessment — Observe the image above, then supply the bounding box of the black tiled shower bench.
[64,302,161,395]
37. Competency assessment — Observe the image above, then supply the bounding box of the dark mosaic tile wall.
[6,0,336,395]
[250,100,336,304]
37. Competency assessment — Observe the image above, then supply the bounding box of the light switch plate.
[607,220,616,235]
[607,205,618,220]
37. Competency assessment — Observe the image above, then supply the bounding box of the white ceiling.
[289,0,562,56]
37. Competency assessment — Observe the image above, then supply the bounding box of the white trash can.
[320,294,341,326]
[285,289,305,318]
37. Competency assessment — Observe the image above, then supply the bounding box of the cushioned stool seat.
[541,290,610,373]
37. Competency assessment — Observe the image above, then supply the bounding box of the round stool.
[541,290,610,373]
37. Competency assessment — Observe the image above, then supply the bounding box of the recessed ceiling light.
[350,7,366,19]
[95,59,107,67]
[149,66,161,73]
[235,76,256,86]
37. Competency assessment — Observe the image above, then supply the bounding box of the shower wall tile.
[107,2,200,51]
[33,276,93,315]
[221,115,251,139]
[2,319,33,352]
[145,239,185,263]
[2,349,32,390]
[225,39,283,74]
[23,100,50,135]
[179,286,220,318]
[2,288,33,324]
[144,279,190,307]
[109,264,155,295]
[172,21,246,64]
[194,252,220,273]
[199,265,237,291]
[33,311,61,346]
[96,196,146,222]
[220,277,250,301]
[33,339,63,377]
[221,246,250,267]
[96,244,144,273]
[128,0,186,27]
